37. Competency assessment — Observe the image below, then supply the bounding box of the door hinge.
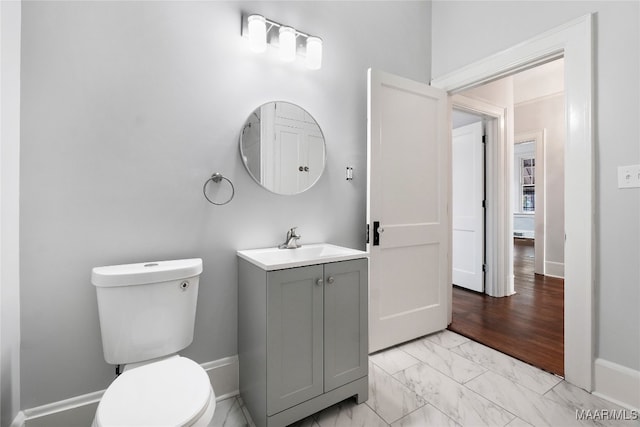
[482,199,487,208]
[366,224,370,244]
[482,263,487,272]
[482,134,487,144]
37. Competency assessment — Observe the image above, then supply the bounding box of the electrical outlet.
[346,166,354,181]
[618,164,640,188]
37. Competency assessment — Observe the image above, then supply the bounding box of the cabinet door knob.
[316,278,323,286]
[327,276,335,284]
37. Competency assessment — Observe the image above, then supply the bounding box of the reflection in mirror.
[240,101,326,195]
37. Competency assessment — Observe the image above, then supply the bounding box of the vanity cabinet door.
[323,258,368,391]
[266,265,324,415]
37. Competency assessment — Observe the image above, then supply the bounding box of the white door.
[367,69,449,353]
[452,122,485,292]
[272,125,302,194]
[262,103,325,194]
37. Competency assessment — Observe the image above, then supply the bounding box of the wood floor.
[449,239,565,376]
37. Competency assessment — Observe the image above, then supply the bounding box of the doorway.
[448,59,566,376]
[451,111,485,293]
[432,14,594,390]
[514,131,546,275]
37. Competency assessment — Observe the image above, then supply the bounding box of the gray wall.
[19,1,432,407]
[1,1,22,425]
[432,1,640,370]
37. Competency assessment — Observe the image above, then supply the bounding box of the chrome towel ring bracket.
[203,173,235,205]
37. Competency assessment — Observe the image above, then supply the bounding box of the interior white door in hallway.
[367,69,449,353]
[452,121,485,292]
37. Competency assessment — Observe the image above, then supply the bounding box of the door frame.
[432,14,594,390]
[515,130,547,276]
[451,95,511,299]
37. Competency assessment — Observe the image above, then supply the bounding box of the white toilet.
[91,258,215,427]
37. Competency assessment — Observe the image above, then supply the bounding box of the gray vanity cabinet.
[323,260,368,391]
[266,264,324,415]
[238,257,368,427]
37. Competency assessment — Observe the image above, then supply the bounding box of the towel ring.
[203,173,235,205]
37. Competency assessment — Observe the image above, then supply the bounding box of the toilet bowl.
[92,356,215,427]
[91,259,214,427]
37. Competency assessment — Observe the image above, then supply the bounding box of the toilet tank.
[91,259,203,365]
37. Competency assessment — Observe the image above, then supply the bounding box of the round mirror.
[240,101,326,195]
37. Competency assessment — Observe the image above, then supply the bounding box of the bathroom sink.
[237,243,368,271]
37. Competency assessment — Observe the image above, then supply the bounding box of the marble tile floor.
[210,330,638,427]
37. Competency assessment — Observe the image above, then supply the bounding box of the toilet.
[91,258,215,427]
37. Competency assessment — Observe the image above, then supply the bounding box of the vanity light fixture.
[243,14,323,70]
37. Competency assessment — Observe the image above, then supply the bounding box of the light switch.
[618,164,640,188]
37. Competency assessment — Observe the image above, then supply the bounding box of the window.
[521,158,535,212]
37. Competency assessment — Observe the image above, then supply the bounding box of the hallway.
[449,239,564,376]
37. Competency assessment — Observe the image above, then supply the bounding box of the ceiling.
[453,58,564,128]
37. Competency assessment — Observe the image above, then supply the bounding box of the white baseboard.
[202,354,239,401]
[12,355,240,427]
[545,261,565,278]
[594,358,640,411]
[21,389,103,422]
[9,411,25,427]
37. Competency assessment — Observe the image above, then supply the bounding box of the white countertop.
[237,243,368,271]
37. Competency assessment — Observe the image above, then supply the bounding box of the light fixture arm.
[256,17,310,40]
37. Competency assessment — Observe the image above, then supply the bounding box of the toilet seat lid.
[97,356,211,427]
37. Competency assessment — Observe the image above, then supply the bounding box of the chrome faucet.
[279,227,302,249]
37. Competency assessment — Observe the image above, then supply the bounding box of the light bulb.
[305,36,322,70]
[247,15,266,53]
[279,26,297,62]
